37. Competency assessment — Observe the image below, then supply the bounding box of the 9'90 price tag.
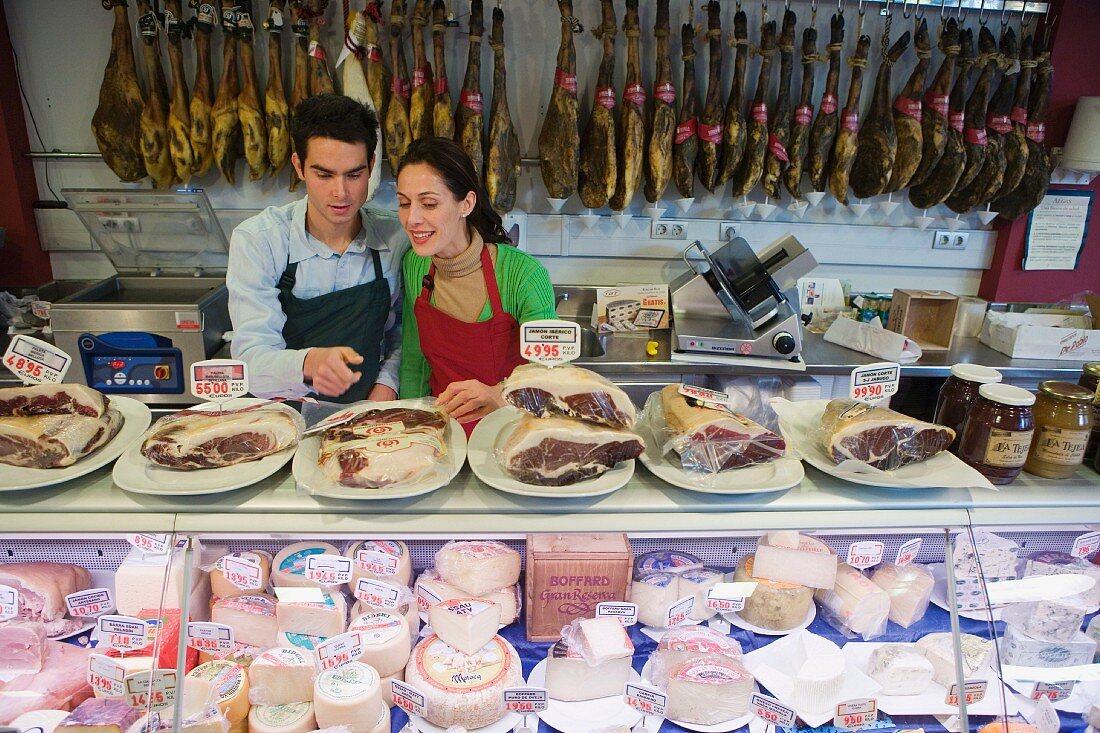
[624,683,667,717]
[391,679,426,717]
[190,359,249,403]
[520,320,581,366]
[751,693,796,728]
[503,687,548,714]
[2,335,71,385]
[849,362,900,405]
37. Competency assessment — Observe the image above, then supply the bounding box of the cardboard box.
[595,285,670,332]
[979,298,1100,360]
[887,289,961,351]
[524,533,633,642]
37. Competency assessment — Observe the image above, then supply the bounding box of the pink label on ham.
[596,87,616,110]
[1027,121,1046,143]
[434,76,448,96]
[925,93,950,117]
[794,104,813,126]
[894,97,922,121]
[752,102,769,124]
[820,94,838,115]
[675,118,698,144]
[768,134,790,162]
[625,83,647,106]
[412,67,429,89]
[698,122,723,144]
[1012,106,1029,125]
[987,114,1013,135]
[555,69,578,94]
[461,90,483,113]
[365,44,383,63]
[392,77,411,99]
[965,127,988,145]
[950,111,965,133]
[656,82,676,105]
[842,110,859,133]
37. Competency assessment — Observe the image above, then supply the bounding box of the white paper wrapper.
[824,316,923,363]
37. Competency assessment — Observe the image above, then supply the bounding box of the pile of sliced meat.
[820,398,954,471]
[141,403,302,469]
[0,385,122,469]
[318,405,449,488]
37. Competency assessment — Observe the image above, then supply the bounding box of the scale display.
[78,332,184,394]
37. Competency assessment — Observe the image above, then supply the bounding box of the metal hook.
[811,0,817,12]
[884,0,892,17]
[978,0,989,25]
[858,0,865,17]
[956,0,964,21]
[941,0,948,20]
[902,0,913,19]
[838,0,844,13]
[1001,0,1010,27]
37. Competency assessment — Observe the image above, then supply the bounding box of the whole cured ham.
[0,384,108,418]
[610,0,646,211]
[993,34,1035,202]
[538,1,581,200]
[821,399,954,471]
[190,2,216,176]
[92,1,145,183]
[141,405,302,469]
[0,563,91,637]
[266,1,291,176]
[237,5,269,182]
[136,0,173,188]
[307,0,336,95]
[319,407,447,487]
[384,0,413,173]
[431,1,455,138]
[826,30,871,204]
[908,18,959,188]
[454,0,485,175]
[409,0,435,140]
[695,1,724,193]
[850,27,911,200]
[658,385,785,472]
[885,17,931,193]
[503,363,636,429]
[0,409,121,469]
[951,26,999,195]
[288,2,310,190]
[643,0,675,203]
[807,12,844,192]
[485,6,520,213]
[578,0,617,210]
[782,22,819,200]
[211,0,242,185]
[730,20,777,198]
[995,32,1053,220]
[501,415,644,486]
[164,1,194,184]
[672,22,699,198]
[762,9,798,200]
[363,1,391,142]
[339,6,383,198]
[717,9,750,187]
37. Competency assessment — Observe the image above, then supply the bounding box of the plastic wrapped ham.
[0,562,91,637]
[141,404,303,469]
[318,404,448,488]
[819,399,954,470]
[0,384,109,418]
[501,363,637,428]
[0,621,47,676]
[0,409,122,468]
[0,641,95,725]
[498,415,644,486]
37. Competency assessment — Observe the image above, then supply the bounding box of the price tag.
[751,693,797,728]
[834,698,878,730]
[391,679,427,717]
[220,554,263,591]
[624,683,667,717]
[847,541,886,570]
[127,533,170,555]
[125,669,177,712]
[596,602,638,627]
[1072,531,1100,559]
[65,588,114,618]
[317,631,364,670]
[1032,681,1075,702]
[97,615,149,652]
[503,687,548,714]
[305,554,353,585]
[945,680,987,707]
[31,300,51,320]
[1031,695,1061,733]
[186,622,235,654]
[849,362,901,404]
[704,582,757,613]
[665,596,694,627]
[895,538,923,566]
[0,584,18,621]
[2,335,71,384]
[356,549,400,577]
[678,383,733,411]
[87,654,127,697]
[354,578,402,609]
[416,583,443,612]
[520,319,582,366]
[189,359,249,403]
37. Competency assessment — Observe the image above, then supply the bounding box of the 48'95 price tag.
[2,335,71,385]
[520,319,582,366]
[190,359,249,402]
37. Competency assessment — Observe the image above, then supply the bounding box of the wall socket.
[720,222,737,241]
[932,230,969,250]
[651,219,687,239]
[98,216,141,233]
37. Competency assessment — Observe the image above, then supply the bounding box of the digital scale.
[49,190,232,405]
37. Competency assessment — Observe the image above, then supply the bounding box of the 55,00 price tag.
[190,359,249,403]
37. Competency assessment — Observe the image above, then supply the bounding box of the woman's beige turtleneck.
[430,230,498,322]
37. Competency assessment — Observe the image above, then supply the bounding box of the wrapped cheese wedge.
[142,404,303,469]
[498,414,644,486]
[820,398,955,470]
[502,363,637,428]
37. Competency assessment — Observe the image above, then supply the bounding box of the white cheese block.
[211,593,280,649]
[870,563,935,628]
[414,568,464,611]
[867,645,934,696]
[481,584,521,625]
[434,541,521,596]
[428,597,501,656]
[650,626,743,686]
[56,699,142,733]
[814,563,891,639]
[276,591,347,639]
[114,546,194,616]
[575,616,634,665]
[11,710,70,733]
[1001,598,1090,642]
[271,542,342,590]
[753,534,838,590]
[544,638,632,702]
[677,568,725,621]
[348,610,412,676]
[1000,624,1098,667]
[186,660,250,725]
[248,647,318,705]
[345,540,413,591]
[631,572,678,628]
[351,598,420,642]
[915,633,993,687]
[633,550,703,577]
[790,633,845,713]
[952,530,1019,579]
[1024,551,1100,607]
[313,662,384,733]
[666,658,754,725]
[93,657,154,698]
[734,555,814,631]
[380,670,403,708]
[404,635,523,729]
[412,569,517,625]
[211,551,273,600]
[247,703,315,733]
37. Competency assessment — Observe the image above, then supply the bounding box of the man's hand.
[437,380,506,423]
[303,346,363,397]
[368,384,398,402]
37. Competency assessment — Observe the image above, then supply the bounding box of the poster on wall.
[1023,190,1094,270]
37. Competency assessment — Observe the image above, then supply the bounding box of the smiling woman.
[396,137,555,433]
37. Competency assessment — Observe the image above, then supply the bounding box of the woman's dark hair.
[397,137,511,245]
[291,94,379,163]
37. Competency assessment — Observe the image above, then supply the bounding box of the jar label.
[1033,427,1090,466]
[983,429,1034,468]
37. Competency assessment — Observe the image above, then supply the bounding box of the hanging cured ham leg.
[782,21,819,200]
[136,0,173,188]
[610,0,646,210]
[485,6,520,213]
[265,1,291,176]
[806,12,844,193]
[238,3,268,182]
[454,0,484,175]
[672,22,699,198]
[383,0,413,172]
[211,0,242,185]
[190,2,216,176]
[577,0,617,210]
[93,1,146,183]
[644,0,675,203]
[538,1,581,201]
[164,0,194,184]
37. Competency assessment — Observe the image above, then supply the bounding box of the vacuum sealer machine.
[50,189,231,405]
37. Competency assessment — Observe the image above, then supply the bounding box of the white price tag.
[1032,680,1075,702]
[125,670,177,712]
[317,631,364,670]
[849,362,901,404]
[624,683,667,717]
[596,602,638,627]
[2,335,71,385]
[847,541,886,570]
[127,533,170,555]
[704,582,757,613]
[0,584,19,621]
[354,578,402,609]
[87,654,126,697]
[391,679,427,717]
[678,383,733,411]
[416,583,443,612]
[503,687,548,714]
[945,680,987,707]
[1031,695,1061,733]
[1072,531,1100,559]
[895,538,923,566]
[190,359,249,402]
[220,555,263,591]
[751,693,797,728]
[186,622,235,654]
[356,549,400,576]
[97,615,149,652]
[665,596,694,627]
[66,588,114,618]
[520,319,582,366]
[31,300,51,320]
[305,554,353,585]
[834,698,878,730]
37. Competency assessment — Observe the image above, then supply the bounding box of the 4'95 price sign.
[520,319,581,366]
[2,335,71,385]
[190,359,249,403]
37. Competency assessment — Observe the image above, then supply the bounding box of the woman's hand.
[437,379,506,423]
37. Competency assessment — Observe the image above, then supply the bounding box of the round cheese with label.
[211,550,273,599]
[634,550,704,578]
[313,662,384,733]
[351,597,419,642]
[651,626,743,685]
[211,593,279,649]
[631,571,678,628]
[186,660,250,724]
[665,658,754,725]
[733,555,814,632]
[272,541,341,590]
[434,541,521,596]
[348,611,412,676]
[248,702,315,733]
[345,540,413,590]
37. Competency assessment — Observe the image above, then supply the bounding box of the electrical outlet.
[932,230,968,250]
[651,219,687,240]
[98,216,141,233]
[719,222,736,241]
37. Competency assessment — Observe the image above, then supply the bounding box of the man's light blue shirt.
[227,198,409,398]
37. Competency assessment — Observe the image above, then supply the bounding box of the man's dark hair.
[290,94,379,163]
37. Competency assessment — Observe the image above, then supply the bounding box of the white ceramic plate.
[293,400,466,500]
[637,421,804,495]
[723,603,817,637]
[0,396,150,491]
[114,399,299,496]
[527,658,643,733]
[468,408,635,499]
[639,659,755,733]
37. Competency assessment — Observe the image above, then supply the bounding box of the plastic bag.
[1001,597,1091,642]
[647,626,743,687]
[814,564,890,641]
[0,291,48,330]
[495,413,644,486]
[818,398,955,470]
[501,362,637,428]
[0,407,122,468]
[559,616,634,666]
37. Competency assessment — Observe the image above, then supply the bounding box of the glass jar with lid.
[958,383,1035,485]
[934,364,1003,454]
[1079,362,1100,466]
[1023,381,1096,479]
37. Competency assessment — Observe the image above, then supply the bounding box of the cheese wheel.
[345,540,413,590]
[413,569,465,611]
[248,648,319,706]
[313,662,384,733]
[186,661,250,725]
[272,542,341,590]
[11,710,70,733]
[434,541,520,596]
[677,568,725,621]
[481,585,521,625]
[634,550,703,577]
[348,611,412,676]
[212,593,279,649]
[734,556,814,632]
[380,670,403,708]
[276,591,347,638]
[665,658,754,725]
[211,551,273,599]
[366,704,390,733]
[248,703,315,733]
[350,598,419,642]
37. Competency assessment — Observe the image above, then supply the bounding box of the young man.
[227,95,409,402]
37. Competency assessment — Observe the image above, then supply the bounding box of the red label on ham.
[1011,106,1029,125]
[412,67,429,89]
[925,93,950,118]
[752,103,769,124]
[768,134,790,162]
[894,97,922,121]
[625,83,646,106]
[434,76,448,96]
[365,44,383,63]
[675,118,698,144]
[965,127,988,146]
[596,87,616,110]
[1027,121,1046,143]
[794,104,813,126]
[842,110,859,133]
[820,94,839,115]
[308,41,326,60]
[655,82,676,105]
[698,122,723,144]
[461,89,483,113]
[392,77,411,98]
[950,111,965,133]
[987,114,1013,135]
[554,69,578,94]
